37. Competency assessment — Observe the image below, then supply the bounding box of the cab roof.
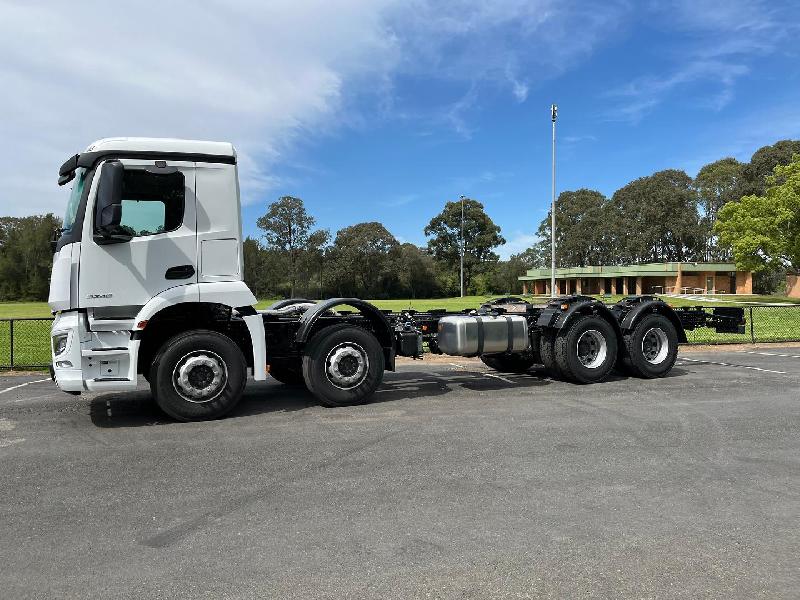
[58,137,237,185]
[86,137,235,157]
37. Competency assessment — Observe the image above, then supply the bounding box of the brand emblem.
[86,293,113,299]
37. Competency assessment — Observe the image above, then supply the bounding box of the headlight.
[52,333,69,356]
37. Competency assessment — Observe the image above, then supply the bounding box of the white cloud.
[0,0,400,216]
[604,0,796,123]
[0,0,629,216]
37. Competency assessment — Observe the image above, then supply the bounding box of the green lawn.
[3,294,799,368]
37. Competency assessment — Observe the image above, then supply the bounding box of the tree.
[715,154,800,274]
[739,140,800,197]
[610,170,704,263]
[327,222,400,298]
[487,255,530,295]
[395,243,440,299]
[0,214,61,300]
[296,228,330,298]
[424,198,505,293]
[694,157,744,260]
[530,189,613,268]
[256,196,316,297]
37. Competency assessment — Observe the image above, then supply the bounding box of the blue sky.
[2,1,799,257]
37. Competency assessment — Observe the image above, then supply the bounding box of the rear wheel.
[554,315,618,383]
[539,330,560,377]
[302,324,384,407]
[480,353,535,373]
[149,330,247,421]
[622,314,678,378]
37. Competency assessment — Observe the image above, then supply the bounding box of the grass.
[3,294,799,368]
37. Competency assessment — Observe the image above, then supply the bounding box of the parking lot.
[1,346,799,599]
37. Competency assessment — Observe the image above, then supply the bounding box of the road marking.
[739,351,800,359]
[0,378,50,395]
[680,356,787,375]
[448,363,466,369]
[0,438,25,448]
[482,372,515,384]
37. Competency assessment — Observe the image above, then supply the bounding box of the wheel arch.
[134,301,254,375]
[620,300,687,344]
[295,298,395,371]
[552,298,624,341]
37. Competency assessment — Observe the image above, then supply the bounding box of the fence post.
[9,319,14,369]
[749,307,755,344]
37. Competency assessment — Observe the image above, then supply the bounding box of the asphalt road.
[1,347,799,599]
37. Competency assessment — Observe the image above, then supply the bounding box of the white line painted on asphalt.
[739,351,800,359]
[0,378,50,395]
[680,356,787,375]
[482,372,515,384]
[0,438,25,448]
[448,363,466,369]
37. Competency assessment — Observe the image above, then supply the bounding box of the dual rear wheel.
[531,313,678,383]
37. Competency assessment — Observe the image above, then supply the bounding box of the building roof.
[85,137,235,157]
[519,262,739,281]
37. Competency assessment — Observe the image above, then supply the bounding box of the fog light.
[56,360,73,368]
[52,333,69,356]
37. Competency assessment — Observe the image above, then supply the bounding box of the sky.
[1,0,799,258]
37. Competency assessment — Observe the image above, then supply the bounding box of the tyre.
[539,330,561,377]
[554,315,618,384]
[269,364,305,386]
[302,324,384,408]
[622,313,678,378]
[480,353,536,373]
[149,330,247,421]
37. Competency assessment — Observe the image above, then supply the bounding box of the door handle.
[165,264,195,280]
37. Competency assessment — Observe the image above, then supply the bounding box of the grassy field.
[3,295,799,368]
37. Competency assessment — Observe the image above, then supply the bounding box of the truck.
[48,137,746,421]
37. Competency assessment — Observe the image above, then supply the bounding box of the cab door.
[78,159,198,312]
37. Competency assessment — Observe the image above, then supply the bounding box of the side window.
[119,169,185,237]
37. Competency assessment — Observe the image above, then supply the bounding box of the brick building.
[519,262,753,296]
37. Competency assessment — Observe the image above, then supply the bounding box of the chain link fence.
[0,318,54,370]
[0,305,799,369]
[684,304,800,345]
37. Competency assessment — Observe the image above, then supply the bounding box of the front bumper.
[51,311,139,393]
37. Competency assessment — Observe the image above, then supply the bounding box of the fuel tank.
[436,315,528,356]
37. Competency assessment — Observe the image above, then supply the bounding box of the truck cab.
[50,138,261,399]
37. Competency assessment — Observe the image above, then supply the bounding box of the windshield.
[63,168,86,232]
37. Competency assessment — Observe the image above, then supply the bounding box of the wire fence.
[683,304,800,345]
[0,318,55,370]
[0,305,799,369]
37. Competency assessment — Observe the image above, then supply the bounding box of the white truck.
[49,137,745,421]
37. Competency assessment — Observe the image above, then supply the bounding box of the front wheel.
[554,315,618,384]
[302,324,385,407]
[149,330,247,421]
[622,314,678,378]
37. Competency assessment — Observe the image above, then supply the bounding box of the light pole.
[460,194,466,298]
[550,104,558,298]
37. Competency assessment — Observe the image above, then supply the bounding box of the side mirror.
[93,160,130,244]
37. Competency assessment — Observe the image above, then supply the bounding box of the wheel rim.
[641,327,669,365]
[172,350,228,403]
[325,342,369,389]
[576,329,607,369]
